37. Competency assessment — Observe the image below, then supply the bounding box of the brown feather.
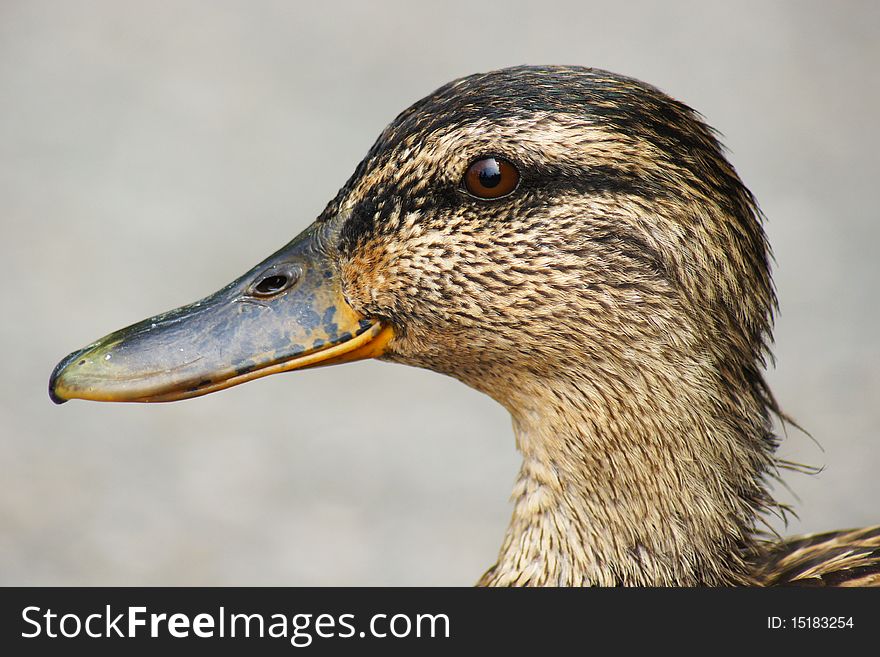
[756,526,880,586]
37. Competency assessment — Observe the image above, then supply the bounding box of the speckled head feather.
[313,66,784,585]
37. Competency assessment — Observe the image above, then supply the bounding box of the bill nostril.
[249,264,303,298]
[254,275,289,295]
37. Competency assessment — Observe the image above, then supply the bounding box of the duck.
[49,65,880,586]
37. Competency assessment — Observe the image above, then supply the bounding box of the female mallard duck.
[49,66,880,586]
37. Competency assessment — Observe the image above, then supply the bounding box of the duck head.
[50,66,781,585]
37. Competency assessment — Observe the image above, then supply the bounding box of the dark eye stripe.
[339,155,662,256]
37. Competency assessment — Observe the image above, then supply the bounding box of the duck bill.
[49,222,393,404]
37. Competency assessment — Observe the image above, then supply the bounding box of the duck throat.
[478,372,777,587]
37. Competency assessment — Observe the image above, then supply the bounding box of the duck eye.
[464,157,519,199]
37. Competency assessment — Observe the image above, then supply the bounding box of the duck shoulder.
[755,525,880,586]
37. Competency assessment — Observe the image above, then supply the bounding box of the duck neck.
[478,372,775,586]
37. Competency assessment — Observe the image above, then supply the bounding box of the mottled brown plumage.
[322,66,878,586]
[757,526,880,586]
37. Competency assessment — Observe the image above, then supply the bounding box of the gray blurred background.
[1,1,878,585]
